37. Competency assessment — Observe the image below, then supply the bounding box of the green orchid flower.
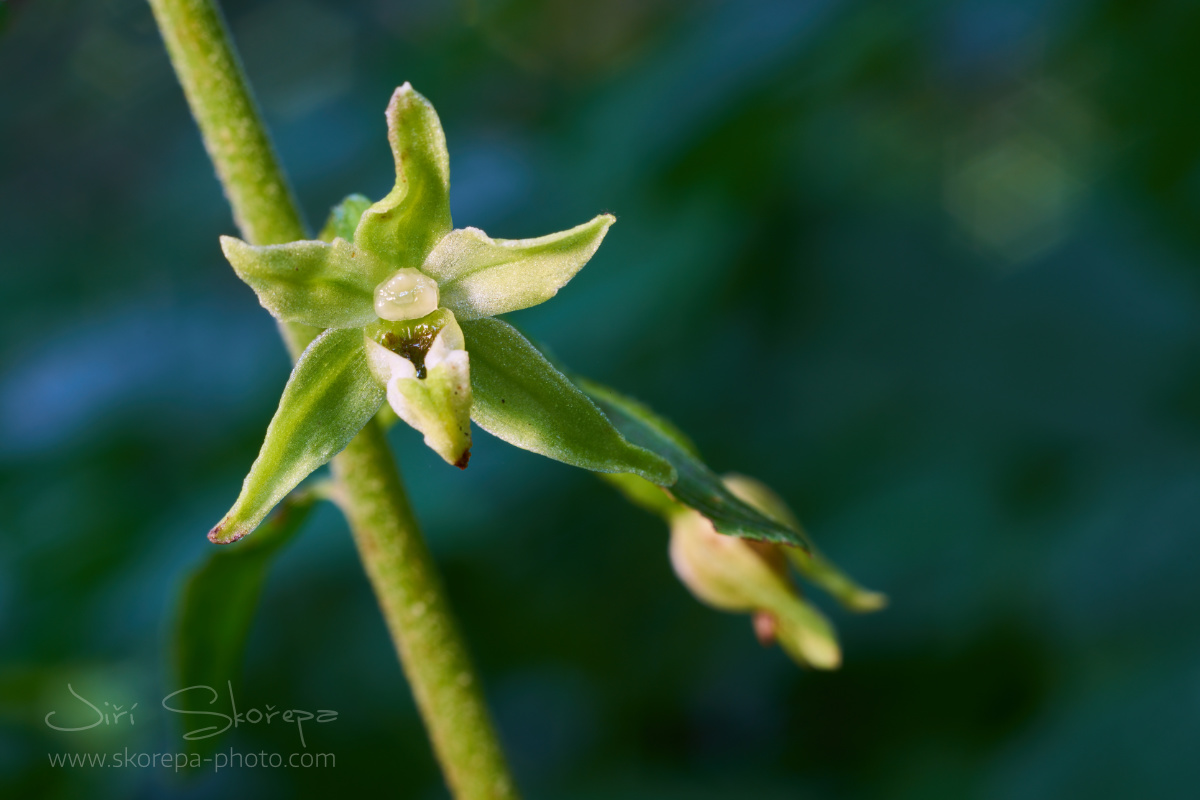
[199,83,878,673]
[209,83,675,543]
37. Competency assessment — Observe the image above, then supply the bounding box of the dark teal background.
[3,0,1200,797]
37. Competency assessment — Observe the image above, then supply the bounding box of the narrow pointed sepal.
[220,235,388,329]
[209,328,385,543]
[365,312,472,467]
[354,83,453,268]
[459,318,675,484]
[425,214,616,320]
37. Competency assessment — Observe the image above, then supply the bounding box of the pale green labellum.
[461,318,675,484]
[424,214,615,320]
[354,83,453,269]
[365,311,472,468]
[209,328,385,543]
[220,235,387,329]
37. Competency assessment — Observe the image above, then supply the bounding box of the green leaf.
[460,318,675,483]
[173,491,316,752]
[723,474,887,612]
[355,83,453,268]
[319,193,374,243]
[578,378,807,548]
[220,235,388,329]
[209,328,384,543]
[424,214,615,320]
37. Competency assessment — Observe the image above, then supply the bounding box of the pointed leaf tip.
[578,379,806,548]
[722,474,888,613]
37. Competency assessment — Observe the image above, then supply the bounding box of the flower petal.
[354,84,453,267]
[425,214,615,320]
[209,328,385,543]
[220,235,386,328]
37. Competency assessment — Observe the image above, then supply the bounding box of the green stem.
[147,1,518,797]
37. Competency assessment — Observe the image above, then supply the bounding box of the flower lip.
[374,268,440,321]
[367,308,456,379]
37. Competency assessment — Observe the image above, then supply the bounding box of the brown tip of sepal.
[207,518,247,545]
[753,612,778,647]
[453,449,471,470]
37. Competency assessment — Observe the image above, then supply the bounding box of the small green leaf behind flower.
[318,193,373,243]
[174,490,317,754]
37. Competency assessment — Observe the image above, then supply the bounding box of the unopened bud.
[668,506,841,669]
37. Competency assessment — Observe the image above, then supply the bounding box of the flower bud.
[668,504,841,670]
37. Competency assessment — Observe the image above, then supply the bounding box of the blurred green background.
[4,0,1200,797]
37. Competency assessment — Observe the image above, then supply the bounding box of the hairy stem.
[147,1,517,796]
